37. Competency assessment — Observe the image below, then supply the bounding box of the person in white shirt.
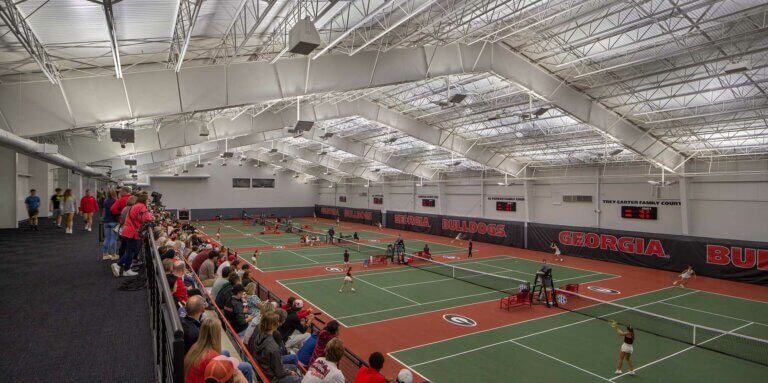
[302,338,345,383]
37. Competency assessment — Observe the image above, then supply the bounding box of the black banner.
[314,205,382,226]
[527,223,768,285]
[385,210,525,248]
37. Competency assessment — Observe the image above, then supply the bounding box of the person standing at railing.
[101,189,119,261]
[111,192,153,277]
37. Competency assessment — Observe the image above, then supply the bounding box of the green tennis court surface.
[198,221,395,248]
[257,240,464,271]
[391,287,768,383]
[280,256,616,326]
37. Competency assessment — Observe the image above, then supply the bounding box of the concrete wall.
[149,163,318,212]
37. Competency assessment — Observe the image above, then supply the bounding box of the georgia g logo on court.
[587,286,621,295]
[443,314,477,327]
[325,267,343,273]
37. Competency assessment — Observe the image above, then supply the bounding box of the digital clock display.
[496,201,516,212]
[621,206,657,220]
[422,199,436,207]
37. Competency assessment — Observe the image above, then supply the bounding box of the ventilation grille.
[563,195,593,203]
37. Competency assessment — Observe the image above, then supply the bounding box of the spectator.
[192,245,213,273]
[244,301,276,344]
[395,369,413,383]
[116,196,137,261]
[211,266,232,299]
[79,189,99,232]
[215,273,241,310]
[184,318,224,383]
[111,192,153,277]
[223,284,250,337]
[172,260,189,304]
[279,300,314,353]
[248,312,302,383]
[61,189,77,235]
[352,352,386,383]
[244,282,262,314]
[296,331,318,367]
[241,267,254,287]
[24,189,40,231]
[184,317,255,383]
[199,251,219,286]
[50,188,63,228]
[110,186,132,217]
[204,355,249,383]
[187,245,200,263]
[308,320,340,366]
[302,338,345,383]
[101,189,119,261]
[181,295,205,352]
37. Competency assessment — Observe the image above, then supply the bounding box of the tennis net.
[266,219,328,242]
[554,288,768,366]
[270,220,389,257]
[407,254,528,295]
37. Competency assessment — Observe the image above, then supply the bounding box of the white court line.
[276,280,349,328]
[691,289,768,305]
[336,290,501,320]
[609,322,755,381]
[658,301,768,327]
[511,340,612,382]
[391,286,678,355]
[354,277,421,305]
[480,255,621,278]
[473,260,536,277]
[286,249,319,264]
[406,289,700,368]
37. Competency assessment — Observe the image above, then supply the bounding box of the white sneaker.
[111,263,120,277]
[338,289,342,293]
[123,269,139,277]
[110,254,120,261]
[102,254,111,260]
[615,370,622,375]
[87,227,92,232]
[629,371,635,376]
[351,288,356,292]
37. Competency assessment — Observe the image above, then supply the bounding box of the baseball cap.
[396,369,413,383]
[294,299,304,309]
[204,244,213,250]
[204,355,238,382]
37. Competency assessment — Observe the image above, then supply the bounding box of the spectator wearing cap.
[302,338,345,383]
[308,320,340,366]
[181,295,206,352]
[352,352,386,383]
[204,355,249,383]
[279,299,315,353]
[199,251,219,287]
[396,369,413,383]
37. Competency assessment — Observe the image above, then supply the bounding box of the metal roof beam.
[0,0,61,84]
[168,0,205,71]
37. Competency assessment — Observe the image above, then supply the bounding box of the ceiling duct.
[0,129,113,181]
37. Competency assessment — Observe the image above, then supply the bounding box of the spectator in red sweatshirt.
[79,189,99,232]
[110,186,132,216]
[353,352,387,383]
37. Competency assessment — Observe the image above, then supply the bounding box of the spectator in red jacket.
[111,192,154,277]
[79,189,99,232]
[353,352,387,383]
[110,186,132,216]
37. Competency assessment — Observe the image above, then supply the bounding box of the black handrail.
[146,232,185,383]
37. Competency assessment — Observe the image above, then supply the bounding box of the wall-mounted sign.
[417,195,439,199]
[602,199,680,206]
[487,196,525,201]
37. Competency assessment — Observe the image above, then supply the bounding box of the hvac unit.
[288,17,321,55]
[124,159,137,166]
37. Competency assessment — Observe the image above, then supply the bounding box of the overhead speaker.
[269,148,278,153]
[129,169,138,174]
[448,93,467,104]
[195,163,204,168]
[124,159,137,166]
[198,123,210,137]
[110,128,135,148]
[288,17,321,55]
[221,152,234,158]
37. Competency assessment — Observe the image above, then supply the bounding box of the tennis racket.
[609,320,619,329]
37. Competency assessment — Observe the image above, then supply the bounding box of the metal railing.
[146,232,185,383]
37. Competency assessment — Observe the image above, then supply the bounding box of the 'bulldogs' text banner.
[385,211,524,247]
[314,205,382,226]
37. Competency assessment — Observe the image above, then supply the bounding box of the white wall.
[327,159,768,242]
[0,146,17,228]
[149,164,317,210]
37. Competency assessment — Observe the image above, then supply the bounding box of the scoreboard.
[422,198,436,207]
[496,201,516,212]
[621,206,657,220]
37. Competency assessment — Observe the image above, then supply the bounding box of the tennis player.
[551,241,564,262]
[673,265,696,287]
[377,222,383,231]
[216,227,221,240]
[343,249,350,266]
[451,233,464,244]
[339,266,355,292]
[612,322,635,376]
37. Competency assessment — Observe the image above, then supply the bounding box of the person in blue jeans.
[101,189,119,261]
